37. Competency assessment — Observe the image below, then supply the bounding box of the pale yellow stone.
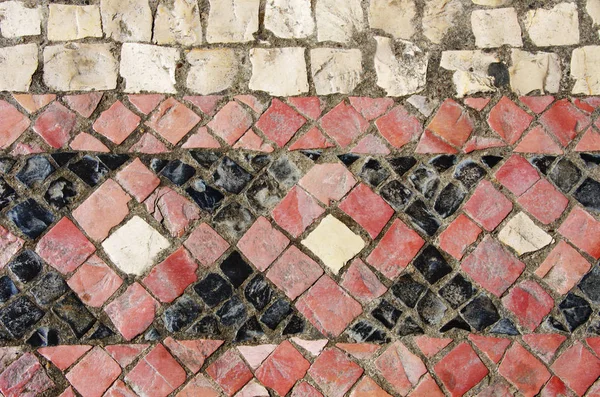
[48,5,102,41]
[265,0,314,39]
[440,50,500,97]
[249,47,309,96]
[374,36,428,97]
[311,48,363,95]
[587,0,600,24]
[101,0,152,42]
[120,43,180,93]
[301,215,365,274]
[423,0,463,44]
[509,49,561,95]
[0,44,38,92]
[0,1,42,38]
[186,49,239,95]
[571,46,600,95]
[154,0,202,46]
[369,0,416,40]
[498,212,553,256]
[316,0,365,43]
[472,0,512,6]
[524,2,580,47]
[206,0,259,43]
[471,8,522,48]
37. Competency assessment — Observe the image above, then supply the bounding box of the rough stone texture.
[423,0,463,44]
[100,0,152,42]
[311,49,363,95]
[249,48,309,96]
[154,0,202,46]
[524,2,580,47]
[47,5,102,41]
[471,8,522,48]
[368,0,416,40]
[0,1,42,38]
[186,49,239,95]
[0,44,37,92]
[120,43,180,93]
[206,0,259,43]
[440,50,499,97]
[265,0,314,39]
[315,0,364,43]
[509,49,561,95]
[374,37,428,97]
[572,46,600,95]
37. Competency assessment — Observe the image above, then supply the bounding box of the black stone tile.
[27,327,59,347]
[51,152,76,167]
[89,323,114,340]
[52,293,96,338]
[371,300,401,329]
[163,295,201,333]
[559,293,592,331]
[488,62,509,87]
[282,315,304,335]
[247,154,271,171]
[0,157,15,173]
[388,156,417,176]
[379,180,412,210]
[245,174,283,214]
[68,155,109,186]
[454,160,486,189]
[97,154,130,170]
[0,178,17,210]
[260,299,292,330]
[460,295,500,331]
[216,295,247,326]
[45,177,77,209]
[413,245,452,284]
[9,250,43,284]
[440,316,471,333]
[214,202,255,239]
[267,156,301,189]
[574,178,600,212]
[16,156,55,187]
[397,317,424,336]
[160,160,196,185]
[429,155,456,173]
[416,290,447,325]
[235,316,264,342]
[194,273,232,307]
[191,151,221,169]
[148,158,169,173]
[439,274,475,309]
[580,153,600,166]
[145,328,161,341]
[360,159,389,187]
[0,276,18,303]
[301,150,321,161]
[186,179,224,212]
[549,158,581,192]
[338,154,360,167]
[188,316,220,336]
[544,316,567,333]
[7,199,55,239]
[580,265,600,303]
[245,275,273,311]
[0,296,44,338]
[29,272,68,306]
[531,156,556,175]
[213,157,253,194]
[490,318,519,335]
[348,320,389,343]
[481,155,503,169]
[409,166,439,200]
[406,199,440,236]
[434,183,465,219]
[391,275,426,308]
[220,251,253,288]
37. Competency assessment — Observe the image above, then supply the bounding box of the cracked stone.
[524,2,580,47]
[509,49,561,95]
[316,0,364,43]
[186,179,224,213]
[423,0,463,44]
[471,7,522,48]
[572,46,600,95]
[311,49,362,95]
[369,0,416,40]
[371,300,401,329]
[261,299,292,330]
[460,295,500,331]
[249,48,309,96]
[0,44,38,91]
[48,4,102,41]
[265,0,314,38]
[374,37,428,97]
[434,183,465,219]
[440,50,499,97]
[245,275,273,311]
[186,49,239,95]
[559,293,592,331]
[217,295,247,326]
[498,212,553,256]
[0,2,42,38]
[416,290,447,326]
[206,0,259,43]
[45,178,77,209]
[409,166,439,200]
[68,156,109,187]
[406,199,440,236]
[100,0,152,42]
[154,0,202,46]
[120,43,179,94]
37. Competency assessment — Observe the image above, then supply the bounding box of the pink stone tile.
[415,129,459,154]
[558,206,600,259]
[464,97,491,111]
[182,126,222,149]
[409,374,445,397]
[206,349,253,396]
[339,183,394,238]
[468,334,511,364]
[463,136,507,153]
[233,129,274,152]
[68,255,122,307]
[551,342,600,396]
[235,95,268,113]
[539,376,575,397]
[184,223,230,266]
[125,344,186,397]
[350,376,392,397]
[336,343,380,360]
[540,99,590,147]
[144,186,200,238]
[499,343,551,397]
[349,97,394,120]
[520,96,555,114]
[143,247,198,303]
[340,258,387,304]
[0,348,22,373]
[104,380,137,397]
[104,283,158,341]
[299,163,357,205]
[70,132,110,152]
[438,214,482,260]
[522,334,566,364]
[207,101,253,145]
[129,133,169,154]
[104,345,149,368]
[255,341,311,396]
[0,226,23,268]
[163,337,223,373]
[288,127,334,150]
[0,100,29,149]
[184,95,223,116]
[33,102,77,149]
[426,99,474,148]
[38,345,91,371]
[487,96,534,144]
[267,246,323,300]
[308,348,363,397]
[288,97,324,119]
[115,158,161,202]
[434,343,488,397]
[320,102,369,147]
[291,381,324,397]
[518,179,569,224]
[66,347,121,397]
[58,386,77,397]
[535,240,591,295]
[290,338,327,356]
[64,93,103,117]
[412,336,452,358]
[237,345,277,370]
[375,342,427,395]
[93,101,141,145]
[146,97,201,145]
[375,105,423,148]
[502,280,554,331]
[476,382,513,397]
[351,134,391,155]
[463,180,513,232]
[514,125,564,155]
[12,94,56,114]
[494,154,540,196]
[176,374,221,397]
[0,353,54,397]
[127,94,165,115]
[575,127,600,151]
[272,186,325,238]
[237,216,289,271]
[255,98,306,147]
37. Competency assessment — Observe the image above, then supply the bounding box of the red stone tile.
[514,125,564,155]
[176,374,221,397]
[535,240,591,295]
[308,348,363,397]
[487,96,534,144]
[413,335,452,358]
[464,97,491,111]
[320,102,369,147]
[38,345,91,371]
[298,163,356,205]
[408,374,445,397]
[0,226,23,268]
[184,95,222,116]
[375,341,427,395]
[291,381,324,397]
[255,98,306,147]
[73,179,131,241]
[0,100,29,149]
[236,95,268,114]
[93,101,141,145]
[233,129,274,152]
[434,343,488,397]
[438,214,482,260]
[587,337,600,357]
[575,127,600,151]
[163,337,223,373]
[539,376,576,397]
[494,154,540,196]
[68,255,122,307]
[476,382,513,397]
[289,127,334,150]
[127,94,164,115]
[502,280,554,331]
[339,183,394,238]
[66,347,121,397]
[288,97,324,120]
[499,342,551,397]
[296,275,362,337]
[335,343,381,360]
[115,158,161,202]
[340,258,387,304]
[125,344,186,397]
[552,342,600,396]
[183,223,230,266]
[70,132,110,152]
[33,102,77,148]
[540,99,590,147]
[104,380,137,397]
[518,179,569,225]
[13,94,56,114]
[461,236,525,297]
[143,247,198,303]
[350,376,392,397]
[10,141,45,155]
[351,134,390,155]
[415,129,459,154]
[129,132,168,154]
[463,136,507,153]
[522,334,566,364]
[427,99,474,148]
[146,98,201,145]
[267,246,323,300]
[237,216,290,271]
[375,105,423,148]
[0,353,54,397]
[35,217,95,274]
[349,97,394,120]
[206,349,253,396]
[145,186,200,238]
[207,101,253,145]
[367,218,424,280]
[468,334,511,364]
[463,180,513,231]
[520,96,555,114]
[182,126,221,149]
[272,186,325,238]
[59,386,77,397]
[104,283,158,341]
[64,93,103,118]
[558,206,600,259]
[237,345,277,369]
[104,345,149,368]
[255,341,310,396]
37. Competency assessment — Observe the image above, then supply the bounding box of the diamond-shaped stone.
[33,102,77,148]
[93,101,141,144]
[375,341,427,395]
[498,212,553,256]
[104,283,158,341]
[320,102,369,147]
[255,98,306,147]
[67,255,122,307]
[266,246,323,301]
[207,101,253,145]
[434,343,488,396]
[499,343,550,397]
[339,183,394,238]
[540,99,590,147]
[125,344,186,397]
[272,186,325,238]
[487,96,534,144]
[299,163,357,205]
[66,347,121,397]
[535,240,591,295]
[146,97,201,145]
[0,100,30,149]
[502,280,554,331]
[237,217,289,271]
[426,99,474,148]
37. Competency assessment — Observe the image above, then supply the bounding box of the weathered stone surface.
[374,37,428,97]
[101,0,152,42]
[588,0,600,28]
[472,0,512,5]
[120,43,179,93]
[44,44,118,91]
[249,48,309,96]
[423,0,463,44]
[265,0,314,38]
[48,5,102,41]
[154,0,202,46]
[524,3,580,47]
[186,49,239,95]
[440,50,499,97]
[369,0,416,40]
[509,49,561,95]
[498,212,554,256]
[571,46,600,95]
[0,1,42,38]
[0,44,38,92]
[471,8,522,48]
[311,49,362,95]
[316,0,364,43]
[206,0,259,43]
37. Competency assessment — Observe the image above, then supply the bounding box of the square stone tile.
[464,180,513,232]
[518,179,569,225]
[144,186,200,238]
[551,342,600,396]
[539,99,590,147]
[497,212,553,256]
[499,343,550,397]
[146,97,201,145]
[374,341,427,395]
[535,240,591,295]
[319,102,369,147]
[33,102,77,149]
[255,341,310,396]
[308,348,363,397]
[487,97,534,144]
[438,214,482,260]
[206,349,253,396]
[115,158,160,202]
[502,280,554,331]
[559,206,600,259]
[104,283,158,341]
[93,101,141,145]
[0,100,29,149]
[272,186,325,238]
[125,344,186,397]
[206,101,253,145]
[66,347,121,397]
[68,255,122,307]
[237,216,290,271]
[0,353,54,397]
[255,98,306,147]
[340,258,387,304]
[142,247,198,303]
[299,163,357,206]
[426,99,474,148]
[434,343,488,396]
[494,154,540,196]
[339,183,394,238]
[266,246,323,300]
[183,223,230,267]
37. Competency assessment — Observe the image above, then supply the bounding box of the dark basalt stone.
[267,156,301,188]
[160,160,196,185]
[379,180,413,210]
[574,178,600,212]
[580,153,600,166]
[282,315,305,335]
[439,274,476,309]
[220,252,253,288]
[0,178,17,210]
[434,183,465,219]
[481,155,503,169]
[371,300,402,329]
[488,62,510,87]
[300,150,321,161]
[460,295,500,331]
[579,265,600,303]
[440,316,471,332]
[261,299,292,330]
[145,328,161,341]
[413,245,452,284]
[388,156,417,176]
[0,157,15,173]
[245,275,273,311]
[391,275,426,308]
[406,199,440,236]
[216,295,247,326]
[7,199,55,239]
[549,158,581,193]
[245,175,283,214]
[0,296,44,338]
[53,293,96,338]
[88,323,114,340]
[490,318,519,336]
[29,272,68,306]
[45,177,77,209]
[235,316,264,342]
[338,154,360,167]
[416,290,447,326]
[148,158,169,173]
[348,320,389,343]
[194,273,232,307]
[429,155,456,173]
[559,293,592,331]
[97,154,129,170]
[360,159,390,187]
[545,316,567,333]
[163,296,201,333]
[68,155,109,186]
[0,276,18,303]
[531,156,556,175]
[214,202,255,239]
[409,166,439,200]
[247,154,271,171]
[454,160,486,189]
[191,151,221,169]
[213,157,253,194]
[51,152,76,167]
[397,317,424,336]
[188,316,220,336]
[16,156,55,186]
[27,327,59,347]
[186,179,224,212]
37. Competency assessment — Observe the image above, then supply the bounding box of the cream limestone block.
[509,49,561,95]
[265,0,314,39]
[0,44,38,92]
[316,0,365,43]
[101,0,152,42]
[440,50,500,97]
[249,47,309,96]
[587,0,600,25]
[302,215,365,274]
[120,43,180,94]
[571,46,600,95]
[374,36,428,97]
[0,1,41,38]
[524,3,580,47]
[186,49,239,95]
[311,48,363,95]
[498,212,553,256]
[472,0,512,6]
[44,44,118,91]
[48,5,102,41]
[102,216,170,276]
[471,8,522,48]
[369,0,416,40]
[206,0,259,43]
[423,0,463,44]
[154,0,202,46]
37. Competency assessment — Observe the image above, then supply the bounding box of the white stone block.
[120,43,180,94]
[48,5,103,41]
[101,0,152,42]
[0,1,42,38]
[374,36,428,97]
[369,0,416,40]
[265,0,314,38]
[206,0,259,43]
[316,0,365,43]
[572,46,600,95]
[154,0,202,46]
[509,49,561,95]
[311,48,362,95]
[0,44,38,92]
[249,47,309,96]
[186,49,239,95]
[471,8,522,48]
[524,3,580,46]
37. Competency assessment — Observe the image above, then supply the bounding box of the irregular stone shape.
[498,212,554,256]
[588,0,600,27]
[44,44,118,91]
[369,0,416,40]
[524,2,580,47]
[374,36,428,97]
[120,43,179,93]
[509,49,561,95]
[311,48,362,95]
[154,0,202,46]
[0,1,42,38]
[48,5,102,41]
[0,44,38,91]
[440,50,499,97]
[100,0,152,42]
[571,46,600,95]
[206,0,259,43]
[249,48,309,96]
[423,0,463,44]
[186,49,238,94]
[471,8,522,48]
[316,0,364,43]
[265,0,314,38]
